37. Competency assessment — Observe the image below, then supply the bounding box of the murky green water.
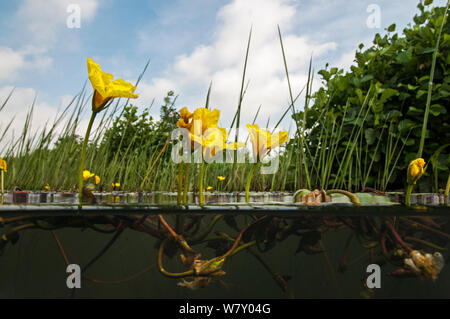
[0,191,449,298]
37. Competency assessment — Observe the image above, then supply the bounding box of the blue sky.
[0,0,446,144]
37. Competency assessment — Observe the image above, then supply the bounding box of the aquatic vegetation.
[112,182,120,190]
[403,250,445,281]
[0,157,5,197]
[245,124,288,203]
[0,208,448,296]
[407,158,426,185]
[0,158,6,172]
[298,1,449,192]
[83,170,95,181]
[78,58,139,204]
[405,158,426,206]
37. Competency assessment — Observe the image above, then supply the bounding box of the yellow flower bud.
[0,157,6,172]
[407,158,425,185]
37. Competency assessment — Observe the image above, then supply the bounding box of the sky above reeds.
[0,0,445,143]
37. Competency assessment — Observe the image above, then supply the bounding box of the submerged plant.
[78,58,139,204]
[403,250,445,281]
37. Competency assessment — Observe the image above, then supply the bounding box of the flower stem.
[1,170,4,196]
[245,163,257,203]
[177,162,184,205]
[183,162,190,205]
[199,163,207,205]
[405,183,414,206]
[78,112,97,205]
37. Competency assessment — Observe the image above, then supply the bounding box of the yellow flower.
[95,175,100,185]
[44,185,49,191]
[193,127,245,159]
[87,57,139,112]
[206,186,213,191]
[112,182,120,188]
[0,157,6,172]
[177,107,221,150]
[407,158,426,185]
[177,107,194,131]
[217,176,225,181]
[246,124,288,160]
[83,170,95,181]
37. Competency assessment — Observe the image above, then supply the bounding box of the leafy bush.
[101,91,179,161]
[295,0,449,191]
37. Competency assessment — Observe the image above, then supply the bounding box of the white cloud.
[0,47,25,80]
[137,0,337,133]
[0,46,54,81]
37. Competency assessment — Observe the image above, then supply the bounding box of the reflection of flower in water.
[404,250,445,280]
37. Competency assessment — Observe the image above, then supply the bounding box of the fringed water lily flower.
[176,107,226,206]
[247,124,289,161]
[87,57,139,112]
[0,157,6,172]
[405,158,426,206]
[0,157,6,196]
[407,158,426,185]
[245,124,288,203]
[83,170,95,181]
[79,58,139,205]
[198,127,245,159]
[177,107,221,150]
[217,176,225,181]
[177,107,194,131]
[95,175,100,185]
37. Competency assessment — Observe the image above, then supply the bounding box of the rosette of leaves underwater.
[245,124,288,203]
[78,58,139,204]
